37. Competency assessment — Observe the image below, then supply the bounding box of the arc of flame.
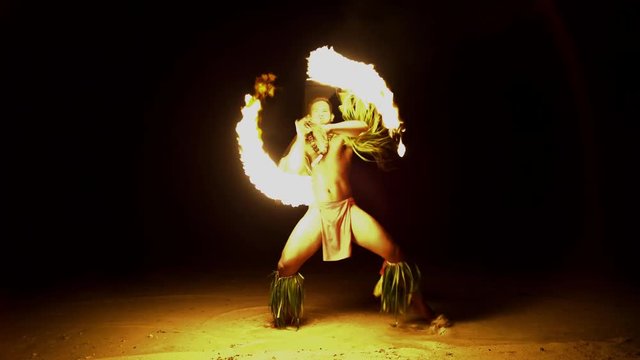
[397,137,406,157]
[307,46,405,156]
[236,48,406,207]
[236,93,313,207]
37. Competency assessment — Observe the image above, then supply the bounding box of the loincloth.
[313,197,355,261]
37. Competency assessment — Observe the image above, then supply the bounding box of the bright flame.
[397,137,406,157]
[307,46,404,133]
[237,48,407,207]
[235,94,313,207]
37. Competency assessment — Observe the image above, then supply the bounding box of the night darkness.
[4,0,639,298]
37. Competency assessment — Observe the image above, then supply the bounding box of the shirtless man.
[270,96,437,328]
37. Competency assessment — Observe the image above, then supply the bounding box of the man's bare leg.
[270,207,322,328]
[277,207,323,276]
[350,205,402,262]
[350,205,441,324]
[376,261,436,322]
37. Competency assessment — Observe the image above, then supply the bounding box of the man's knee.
[386,244,403,263]
[277,258,298,277]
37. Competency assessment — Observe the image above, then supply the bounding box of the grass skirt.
[269,272,304,328]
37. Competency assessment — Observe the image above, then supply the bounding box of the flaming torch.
[235,74,313,207]
[235,47,407,207]
[306,46,406,157]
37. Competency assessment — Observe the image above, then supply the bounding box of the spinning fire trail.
[235,46,405,207]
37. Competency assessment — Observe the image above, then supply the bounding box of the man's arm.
[278,136,307,174]
[278,118,311,174]
[324,120,369,137]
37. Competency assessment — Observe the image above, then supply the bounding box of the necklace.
[306,130,334,155]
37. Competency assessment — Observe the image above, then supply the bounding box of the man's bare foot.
[405,292,452,334]
[402,313,451,334]
[410,291,436,321]
[428,314,451,334]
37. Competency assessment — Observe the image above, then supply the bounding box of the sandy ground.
[1,261,639,360]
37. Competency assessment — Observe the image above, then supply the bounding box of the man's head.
[308,97,334,124]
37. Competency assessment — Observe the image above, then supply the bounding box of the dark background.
[3,0,638,295]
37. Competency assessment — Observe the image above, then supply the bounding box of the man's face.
[309,100,333,125]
